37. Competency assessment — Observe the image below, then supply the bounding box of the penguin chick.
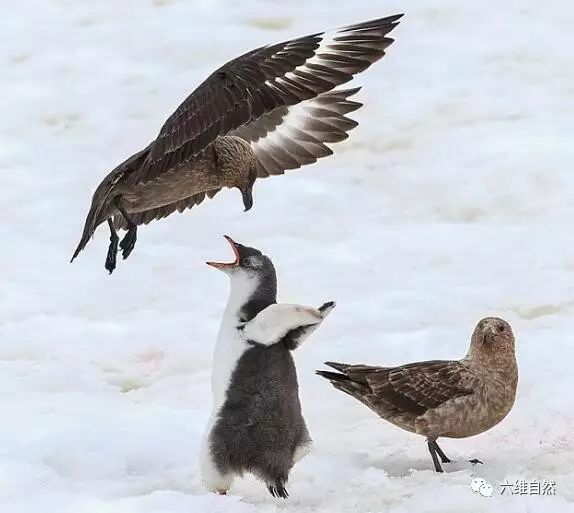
[201,235,335,498]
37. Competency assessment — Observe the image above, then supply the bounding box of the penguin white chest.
[208,272,263,409]
[210,318,248,410]
[200,315,248,484]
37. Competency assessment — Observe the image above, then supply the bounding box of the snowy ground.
[1,0,574,512]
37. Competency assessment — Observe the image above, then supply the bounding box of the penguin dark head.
[207,236,277,315]
[207,236,275,280]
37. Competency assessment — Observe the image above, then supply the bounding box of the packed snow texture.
[1,0,573,512]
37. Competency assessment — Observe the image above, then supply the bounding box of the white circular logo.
[471,478,487,493]
[470,478,493,497]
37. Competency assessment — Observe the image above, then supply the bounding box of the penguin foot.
[267,481,289,499]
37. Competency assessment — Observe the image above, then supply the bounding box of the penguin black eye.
[497,325,505,333]
[242,257,257,268]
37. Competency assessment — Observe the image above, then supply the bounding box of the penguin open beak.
[206,235,240,271]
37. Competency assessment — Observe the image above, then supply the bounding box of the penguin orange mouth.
[206,235,240,269]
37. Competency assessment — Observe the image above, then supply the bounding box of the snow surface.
[2,0,574,512]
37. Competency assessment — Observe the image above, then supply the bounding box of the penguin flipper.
[242,303,330,347]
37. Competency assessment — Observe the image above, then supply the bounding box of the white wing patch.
[249,87,362,177]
